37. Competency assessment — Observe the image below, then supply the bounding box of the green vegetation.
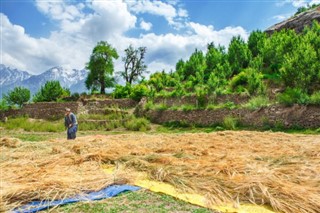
[3,86,30,107]
[125,117,151,131]
[242,96,270,110]
[85,41,118,94]
[33,80,70,102]
[0,117,64,132]
[295,3,320,15]
[46,190,214,213]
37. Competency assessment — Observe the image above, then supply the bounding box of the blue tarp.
[12,185,140,213]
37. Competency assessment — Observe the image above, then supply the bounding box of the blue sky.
[1,0,319,74]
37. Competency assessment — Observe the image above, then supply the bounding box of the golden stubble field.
[1,131,319,213]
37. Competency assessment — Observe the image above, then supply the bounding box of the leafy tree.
[33,81,68,102]
[228,36,252,76]
[280,41,318,93]
[86,41,118,94]
[175,59,186,79]
[247,30,267,57]
[120,45,147,85]
[3,86,30,107]
[205,43,230,80]
[183,49,206,80]
[262,29,298,73]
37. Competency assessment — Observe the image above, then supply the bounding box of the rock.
[265,6,320,34]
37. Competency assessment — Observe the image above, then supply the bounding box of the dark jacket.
[64,112,78,128]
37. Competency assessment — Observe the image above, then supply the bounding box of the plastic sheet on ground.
[12,185,140,213]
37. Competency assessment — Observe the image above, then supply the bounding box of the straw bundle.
[1,131,319,213]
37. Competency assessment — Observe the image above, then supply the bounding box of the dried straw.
[1,131,319,213]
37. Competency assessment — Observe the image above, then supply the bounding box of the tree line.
[1,20,320,109]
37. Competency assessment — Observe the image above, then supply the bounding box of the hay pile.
[1,131,319,213]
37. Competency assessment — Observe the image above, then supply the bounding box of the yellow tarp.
[102,165,276,213]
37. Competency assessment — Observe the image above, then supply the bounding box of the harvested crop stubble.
[1,131,320,213]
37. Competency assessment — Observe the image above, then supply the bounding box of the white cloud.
[140,20,152,31]
[127,0,188,29]
[276,0,320,7]
[272,14,291,21]
[1,0,249,76]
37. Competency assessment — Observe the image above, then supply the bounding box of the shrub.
[154,103,169,111]
[125,117,151,131]
[223,116,238,130]
[181,104,196,111]
[33,81,69,102]
[113,84,132,99]
[277,88,310,106]
[195,85,208,108]
[130,84,150,101]
[310,91,320,105]
[0,99,9,111]
[243,96,270,110]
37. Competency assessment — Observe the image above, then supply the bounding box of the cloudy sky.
[1,0,319,75]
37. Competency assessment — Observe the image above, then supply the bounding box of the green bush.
[113,84,132,99]
[130,84,150,101]
[277,88,310,106]
[33,81,69,102]
[0,99,9,111]
[154,103,169,111]
[125,117,151,131]
[223,116,238,130]
[310,91,320,105]
[181,104,196,111]
[243,96,270,110]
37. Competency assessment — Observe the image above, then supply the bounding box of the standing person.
[64,108,78,140]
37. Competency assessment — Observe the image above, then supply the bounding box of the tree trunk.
[100,80,105,94]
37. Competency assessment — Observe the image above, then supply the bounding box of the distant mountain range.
[0,64,88,98]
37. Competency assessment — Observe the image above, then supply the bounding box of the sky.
[1,0,320,75]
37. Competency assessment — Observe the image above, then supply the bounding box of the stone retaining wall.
[145,105,320,129]
[154,94,250,107]
[0,98,138,120]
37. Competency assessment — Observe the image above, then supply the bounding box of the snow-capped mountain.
[20,66,88,94]
[0,64,32,86]
[0,65,89,98]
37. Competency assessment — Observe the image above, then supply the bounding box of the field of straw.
[1,131,320,213]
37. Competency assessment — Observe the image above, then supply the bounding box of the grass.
[242,96,271,110]
[45,190,215,213]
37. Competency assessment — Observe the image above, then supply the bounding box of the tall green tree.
[247,30,267,57]
[227,36,252,76]
[33,81,69,102]
[183,49,206,81]
[120,45,147,85]
[86,41,118,94]
[3,86,30,107]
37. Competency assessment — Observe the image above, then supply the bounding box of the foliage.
[183,49,206,80]
[247,30,267,57]
[295,3,320,15]
[124,117,151,131]
[86,41,118,94]
[112,84,132,99]
[130,84,150,101]
[0,117,64,132]
[280,41,318,93]
[277,88,310,106]
[120,45,148,84]
[223,116,238,130]
[228,36,252,76]
[0,99,9,111]
[33,81,69,102]
[195,85,208,108]
[243,96,270,110]
[3,86,30,107]
[229,68,265,95]
[310,91,320,105]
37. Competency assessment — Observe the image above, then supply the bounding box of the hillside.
[265,6,320,33]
